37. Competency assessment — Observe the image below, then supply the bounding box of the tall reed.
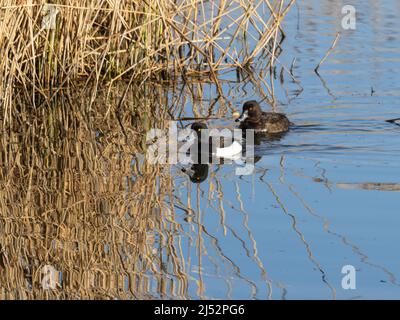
[0,1,295,110]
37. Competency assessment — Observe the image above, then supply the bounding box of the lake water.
[158,0,400,300]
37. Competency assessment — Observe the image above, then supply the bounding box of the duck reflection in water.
[182,164,209,184]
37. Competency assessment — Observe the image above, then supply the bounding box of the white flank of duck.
[215,141,242,159]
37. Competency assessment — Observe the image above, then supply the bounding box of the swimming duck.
[188,122,243,161]
[180,122,243,163]
[179,122,242,183]
[235,101,292,133]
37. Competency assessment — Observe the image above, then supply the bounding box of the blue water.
[149,0,400,300]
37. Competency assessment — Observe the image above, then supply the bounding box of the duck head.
[235,101,262,123]
[189,122,208,143]
[179,122,208,144]
[191,122,208,134]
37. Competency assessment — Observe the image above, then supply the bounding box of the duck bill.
[235,111,248,123]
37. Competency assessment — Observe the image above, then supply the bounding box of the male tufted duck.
[188,122,242,161]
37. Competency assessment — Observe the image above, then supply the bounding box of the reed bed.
[0,0,295,110]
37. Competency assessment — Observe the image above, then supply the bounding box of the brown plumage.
[236,101,292,133]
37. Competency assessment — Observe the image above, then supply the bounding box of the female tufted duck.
[235,101,292,133]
